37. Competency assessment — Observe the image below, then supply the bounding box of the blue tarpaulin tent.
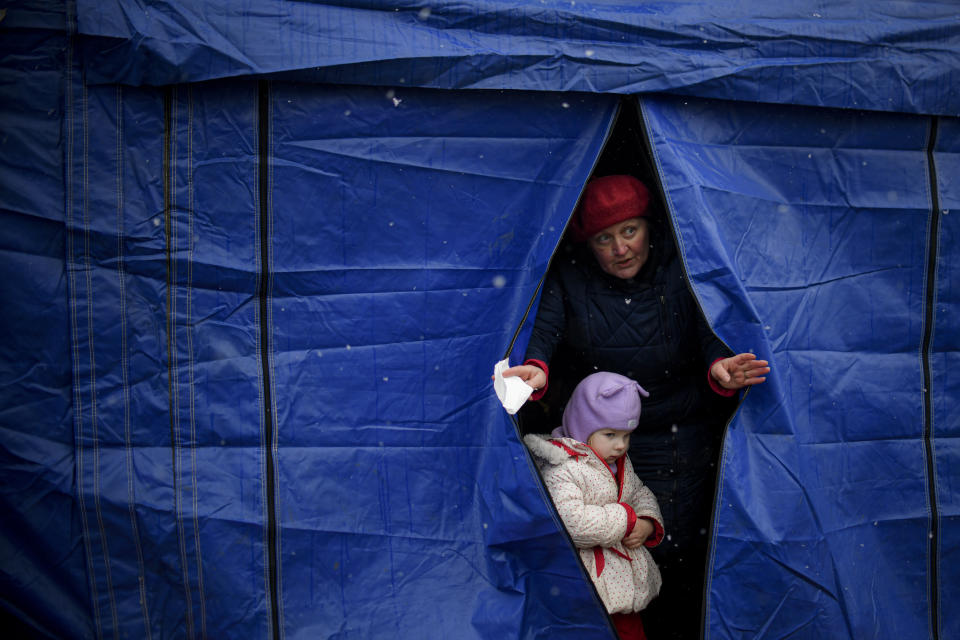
[2,1,959,638]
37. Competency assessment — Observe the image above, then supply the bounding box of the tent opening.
[511,97,744,637]
[515,98,739,439]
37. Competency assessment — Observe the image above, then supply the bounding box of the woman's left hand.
[711,353,770,390]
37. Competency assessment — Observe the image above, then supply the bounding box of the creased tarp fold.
[75,0,960,116]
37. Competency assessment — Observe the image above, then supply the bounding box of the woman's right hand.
[501,364,546,391]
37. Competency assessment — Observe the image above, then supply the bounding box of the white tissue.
[493,358,534,415]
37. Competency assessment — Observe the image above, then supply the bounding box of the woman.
[505,174,768,639]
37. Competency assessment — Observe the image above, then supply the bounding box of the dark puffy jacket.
[523,221,736,560]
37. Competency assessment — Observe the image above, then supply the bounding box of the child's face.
[586,429,631,464]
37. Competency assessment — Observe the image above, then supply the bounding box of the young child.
[524,371,664,640]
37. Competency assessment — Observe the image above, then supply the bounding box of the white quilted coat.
[525,434,663,614]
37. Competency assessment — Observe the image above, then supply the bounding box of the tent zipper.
[922,116,941,640]
[257,80,282,640]
[508,97,622,640]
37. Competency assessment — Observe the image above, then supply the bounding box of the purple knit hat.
[551,372,650,444]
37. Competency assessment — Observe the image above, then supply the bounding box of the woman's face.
[588,217,649,280]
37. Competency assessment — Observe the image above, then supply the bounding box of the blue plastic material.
[3,1,960,639]
[74,0,960,116]
[642,94,954,638]
[0,2,93,638]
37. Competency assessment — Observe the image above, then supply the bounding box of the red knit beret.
[571,175,651,242]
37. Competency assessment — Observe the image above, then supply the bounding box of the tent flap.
[642,93,949,638]
[60,77,619,638]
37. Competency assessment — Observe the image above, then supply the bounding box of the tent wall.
[641,94,958,638]
[58,71,620,638]
[0,3,94,637]
[4,1,960,639]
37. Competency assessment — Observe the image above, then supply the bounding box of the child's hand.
[622,518,655,549]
